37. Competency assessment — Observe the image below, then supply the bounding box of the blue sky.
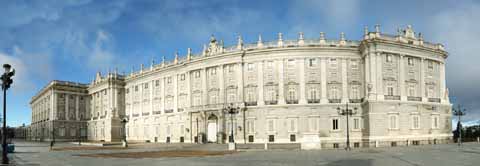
[1,0,479,127]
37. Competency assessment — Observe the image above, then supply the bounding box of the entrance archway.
[207,114,218,143]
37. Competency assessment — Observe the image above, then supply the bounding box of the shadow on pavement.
[326,159,373,166]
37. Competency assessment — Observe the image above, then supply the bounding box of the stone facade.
[29,80,89,142]
[30,25,452,148]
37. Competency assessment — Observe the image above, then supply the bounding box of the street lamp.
[223,103,240,143]
[1,64,15,164]
[121,118,128,148]
[453,104,466,146]
[337,102,357,151]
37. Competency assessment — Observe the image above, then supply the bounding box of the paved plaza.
[9,140,480,166]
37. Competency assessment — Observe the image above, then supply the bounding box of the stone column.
[202,68,208,106]
[219,65,225,104]
[161,78,165,113]
[420,58,426,101]
[364,54,370,99]
[174,74,178,112]
[51,90,56,120]
[257,61,265,106]
[186,71,192,108]
[439,61,446,103]
[320,58,328,103]
[75,95,79,120]
[369,51,377,100]
[299,58,307,104]
[237,63,244,103]
[65,94,69,120]
[399,55,406,101]
[277,59,286,105]
[150,81,154,115]
[341,58,348,103]
[376,52,384,100]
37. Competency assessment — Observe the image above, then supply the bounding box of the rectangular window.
[268,135,275,142]
[248,135,254,142]
[167,77,172,83]
[247,63,254,71]
[389,115,398,129]
[210,68,216,75]
[144,83,149,89]
[195,71,200,78]
[268,119,275,132]
[387,86,394,96]
[267,61,273,68]
[155,80,160,86]
[333,143,339,149]
[353,118,360,130]
[228,65,234,73]
[432,116,439,129]
[413,116,420,129]
[309,58,317,67]
[332,119,339,130]
[351,61,358,70]
[290,134,296,142]
[408,85,415,96]
[180,74,185,81]
[408,58,414,66]
[386,55,393,63]
[289,118,297,132]
[287,59,295,68]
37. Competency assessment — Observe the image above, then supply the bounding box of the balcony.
[286,100,299,104]
[265,100,278,105]
[178,108,184,112]
[307,99,320,104]
[329,99,341,103]
[384,95,401,100]
[92,117,98,120]
[164,109,174,113]
[428,98,441,103]
[407,96,422,101]
[142,112,150,116]
[132,114,139,117]
[245,101,257,106]
[349,99,363,103]
[99,115,105,119]
[205,104,223,109]
[153,111,162,115]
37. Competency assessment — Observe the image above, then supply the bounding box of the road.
[9,140,480,166]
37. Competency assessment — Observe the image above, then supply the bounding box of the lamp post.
[121,118,128,148]
[223,103,240,143]
[1,64,15,164]
[337,102,357,151]
[453,104,466,146]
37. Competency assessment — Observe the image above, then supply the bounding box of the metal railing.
[384,95,401,100]
[407,96,422,101]
[428,98,441,103]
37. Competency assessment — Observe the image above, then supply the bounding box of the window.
[290,134,296,142]
[247,63,254,71]
[267,61,273,68]
[332,119,339,130]
[287,59,295,68]
[228,65,234,73]
[351,86,359,99]
[309,118,319,132]
[432,116,439,129]
[180,74,185,81]
[135,86,139,92]
[408,58,414,66]
[330,86,339,99]
[144,83,149,89]
[248,135,254,142]
[288,118,297,132]
[104,90,107,95]
[247,120,255,134]
[353,118,360,130]
[329,58,337,68]
[267,119,275,132]
[308,88,318,102]
[428,61,434,70]
[210,68,216,75]
[412,115,420,129]
[167,77,172,84]
[408,85,416,96]
[155,80,160,86]
[194,71,200,78]
[387,86,394,96]
[333,143,339,148]
[386,55,393,63]
[268,135,275,142]
[351,61,358,70]
[354,142,360,148]
[389,115,398,129]
[309,58,317,67]
[391,142,397,147]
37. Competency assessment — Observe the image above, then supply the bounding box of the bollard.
[264,142,268,150]
[477,137,479,143]
[375,141,379,148]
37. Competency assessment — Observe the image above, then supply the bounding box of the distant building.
[29,81,89,142]
[29,25,452,149]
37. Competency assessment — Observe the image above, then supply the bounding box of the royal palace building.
[29,25,452,149]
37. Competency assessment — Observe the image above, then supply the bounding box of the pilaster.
[218,65,225,104]
[439,62,447,103]
[161,77,165,113]
[75,95,79,120]
[186,71,192,108]
[65,94,69,120]
[202,68,208,106]
[376,52,384,101]
[257,61,265,106]
[277,59,286,105]
[420,58,426,101]
[399,55,406,101]
[237,63,244,103]
[299,58,306,104]
[341,58,348,103]
[320,58,328,103]
[174,74,178,112]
